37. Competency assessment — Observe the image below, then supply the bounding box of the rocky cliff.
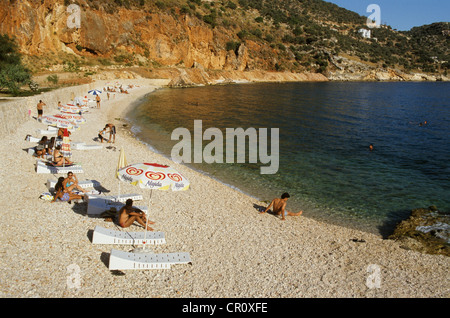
[0,0,447,83]
[0,0,279,73]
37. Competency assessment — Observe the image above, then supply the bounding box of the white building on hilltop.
[358,28,371,39]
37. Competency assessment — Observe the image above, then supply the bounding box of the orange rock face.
[0,1,253,70]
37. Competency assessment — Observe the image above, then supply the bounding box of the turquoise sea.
[126,82,450,236]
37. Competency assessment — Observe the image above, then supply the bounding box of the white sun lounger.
[72,142,103,150]
[47,179,101,191]
[86,198,147,215]
[109,249,192,270]
[92,226,166,245]
[84,193,143,203]
[25,135,42,143]
[36,160,83,174]
[36,129,58,135]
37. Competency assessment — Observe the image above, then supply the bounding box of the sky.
[325,0,450,31]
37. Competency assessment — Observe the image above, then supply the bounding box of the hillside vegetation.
[1,0,448,82]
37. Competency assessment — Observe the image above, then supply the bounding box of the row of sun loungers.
[43,177,191,269]
[30,89,191,271]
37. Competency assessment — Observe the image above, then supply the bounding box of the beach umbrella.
[88,89,102,96]
[73,96,87,106]
[59,104,89,114]
[61,128,72,167]
[117,162,190,250]
[42,115,79,129]
[55,113,86,124]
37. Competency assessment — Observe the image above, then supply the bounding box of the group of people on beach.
[49,171,154,230]
[34,84,302,235]
[34,132,74,166]
[32,87,155,230]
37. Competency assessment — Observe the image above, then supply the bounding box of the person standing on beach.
[106,123,116,143]
[96,94,101,108]
[260,193,303,221]
[37,100,46,121]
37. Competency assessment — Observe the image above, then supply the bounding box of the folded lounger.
[109,249,192,270]
[86,197,147,216]
[36,160,83,174]
[92,226,166,245]
[47,179,101,191]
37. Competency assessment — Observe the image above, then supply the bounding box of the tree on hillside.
[0,34,31,95]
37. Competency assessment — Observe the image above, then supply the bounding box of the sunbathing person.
[52,146,73,166]
[260,192,303,221]
[35,136,48,159]
[63,171,87,194]
[118,199,155,231]
[57,128,71,140]
[51,177,83,203]
[46,137,56,156]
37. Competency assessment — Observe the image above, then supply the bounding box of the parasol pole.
[143,189,153,251]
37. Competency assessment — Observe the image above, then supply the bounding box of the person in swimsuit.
[98,127,107,143]
[46,137,56,156]
[260,192,303,221]
[105,123,116,143]
[35,136,48,159]
[51,177,83,203]
[118,199,155,231]
[96,94,101,108]
[52,146,73,166]
[36,100,46,120]
[63,172,87,194]
[57,127,71,140]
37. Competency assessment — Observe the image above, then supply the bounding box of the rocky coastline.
[389,207,450,257]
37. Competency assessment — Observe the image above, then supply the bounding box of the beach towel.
[39,192,54,201]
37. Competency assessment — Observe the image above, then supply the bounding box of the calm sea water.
[126,82,450,236]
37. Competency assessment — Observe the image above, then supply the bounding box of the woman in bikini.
[53,146,73,166]
[63,172,87,194]
[51,177,83,203]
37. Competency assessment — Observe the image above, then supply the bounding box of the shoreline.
[0,79,448,298]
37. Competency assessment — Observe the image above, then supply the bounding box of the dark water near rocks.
[126,82,450,236]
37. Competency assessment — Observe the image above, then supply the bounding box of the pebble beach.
[0,78,448,299]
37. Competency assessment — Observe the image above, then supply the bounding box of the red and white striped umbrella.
[59,104,89,114]
[117,162,190,250]
[117,163,190,191]
[55,113,86,124]
[41,114,78,129]
[61,128,72,165]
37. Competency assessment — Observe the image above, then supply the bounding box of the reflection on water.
[126,82,450,235]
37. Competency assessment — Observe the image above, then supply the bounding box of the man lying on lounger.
[260,192,303,221]
[118,199,155,231]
